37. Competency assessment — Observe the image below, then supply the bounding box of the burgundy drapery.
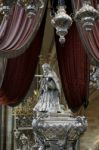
[0,15,9,40]
[0,2,46,58]
[72,0,99,63]
[0,58,7,88]
[0,10,46,105]
[56,23,89,112]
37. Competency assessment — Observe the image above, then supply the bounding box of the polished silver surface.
[25,0,44,17]
[51,6,72,44]
[74,1,99,31]
[0,0,44,17]
[32,112,87,150]
[25,4,38,17]
[32,64,87,150]
[19,0,44,17]
[33,63,62,113]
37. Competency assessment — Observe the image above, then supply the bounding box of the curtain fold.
[0,58,7,88]
[0,10,46,105]
[0,15,9,40]
[0,1,47,58]
[71,0,99,63]
[56,23,89,112]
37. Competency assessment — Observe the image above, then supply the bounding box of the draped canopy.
[0,0,90,110]
[0,1,47,58]
[0,3,47,105]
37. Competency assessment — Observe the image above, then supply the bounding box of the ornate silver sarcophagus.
[32,111,87,150]
[32,64,87,150]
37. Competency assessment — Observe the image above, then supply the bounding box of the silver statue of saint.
[33,63,61,113]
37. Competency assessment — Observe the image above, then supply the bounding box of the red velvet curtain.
[71,0,99,63]
[0,11,46,105]
[0,2,47,58]
[56,23,89,112]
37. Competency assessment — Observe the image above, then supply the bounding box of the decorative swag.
[56,23,90,112]
[0,1,47,58]
[71,0,99,63]
[0,7,47,105]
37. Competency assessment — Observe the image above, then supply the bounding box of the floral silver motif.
[74,1,99,31]
[51,6,72,44]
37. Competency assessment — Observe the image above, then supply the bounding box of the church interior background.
[0,0,99,150]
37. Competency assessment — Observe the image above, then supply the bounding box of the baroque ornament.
[32,63,87,150]
[51,5,72,44]
[0,0,44,17]
[74,0,99,31]
[51,0,99,44]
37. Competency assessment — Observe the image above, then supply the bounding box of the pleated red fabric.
[0,11,46,105]
[0,3,46,58]
[56,23,89,112]
[0,15,9,40]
